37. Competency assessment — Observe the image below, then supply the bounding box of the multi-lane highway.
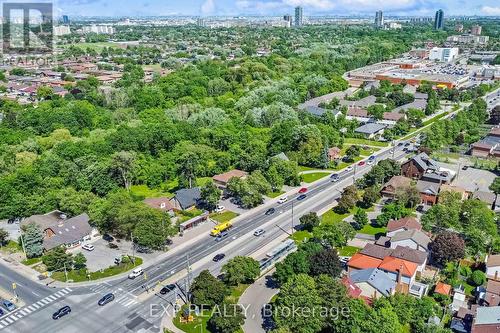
[0,143,412,333]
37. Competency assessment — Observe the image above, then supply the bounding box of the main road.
[0,143,412,333]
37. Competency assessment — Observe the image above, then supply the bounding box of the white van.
[128,267,144,279]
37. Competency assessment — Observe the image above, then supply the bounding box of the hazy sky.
[54,0,500,17]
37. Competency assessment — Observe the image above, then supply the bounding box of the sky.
[53,0,500,17]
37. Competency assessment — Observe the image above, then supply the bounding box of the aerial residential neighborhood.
[0,2,499,333]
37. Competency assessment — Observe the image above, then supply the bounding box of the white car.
[128,267,144,279]
[82,244,95,251]
[277,197,288,204]
[253,229,265,237]
[346,166,353,172]
[214,205,225,213]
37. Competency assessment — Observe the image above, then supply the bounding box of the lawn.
[330,156,363,171]
[422,112,449,126]
[338,246,361,257]
[321,205,375,225]
[358,223,387,236]
[174,309,211,333]
[210,211,239,223]
[130,184,173,199]
[298,165,316,172]
[344,138,389,147]
[51,257,143,282]
[266,190,285,198]
[61,42,121,51]
[340,145,379,157]
[0,240,22,254]
[289,230,313,244]
[22,257,42,266]
[177,208,204,222]
[301,172,330,183]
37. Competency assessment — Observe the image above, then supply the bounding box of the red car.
[358,161,365,166]
[298,187,308,194]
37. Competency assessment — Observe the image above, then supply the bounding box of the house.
[143,197,174,214]
[470,127,500,159]
[354,123,387,140]
[347,253,383,272]
[271,152,289,162]
[386,216,422,237]
[472,191,496,210]
[486,254,500,280]
[441,184,469,201]
[341,276,363,299]
[381,112,406,125]
[346,107,370,122]
[390,229,431,253]
[452,286,468,312]
[212,169,248,188]
[171,187,201,211]
[21,210,93,250]
[421,169,455,184]
[359,243,427,272]
[416,180,441,205]
[434,281,452,296]
[378,256,419,289]
[401,152,440,179]
[349,268,396,299]
[327,147,341,161]
[392,98,428,113]
[303,105,341,118]
[381,176,412,198]
[340,95,377,109]
[472,306,500,333]
[478,279,500,307]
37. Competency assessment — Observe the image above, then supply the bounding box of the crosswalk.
[0,287,72,330]
[89,283,139,308]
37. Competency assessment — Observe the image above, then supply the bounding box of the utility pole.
[131,232,135,264]
[19,233,27,257]
[186,253,192,302]
[63,263,68,282]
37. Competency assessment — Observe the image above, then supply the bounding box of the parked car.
[2,300,16,311]
[397,142,404,146]
[102,234,114,242]
[98,293,115,306]
[368,155,376,161]
[52,306,71,320]
[265,208,275,216]
[213,253,225,262]
[214,205,225,213]
[128,267,144,279]
[277,196,288,204]
[298,187,308,194]
[215,231,229,242]
[160,284,176,295]
[297,194,307,201]
[0,308,3,316]
[82,244,94,251]
[253,229,265,237]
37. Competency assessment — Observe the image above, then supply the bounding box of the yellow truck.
[210,221,232,236]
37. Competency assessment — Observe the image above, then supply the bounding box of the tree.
[352,208,369,230]
[132,208,174,250]
[309,248,342,277]
[0,228,8,246]
[208,303,246,333]
[362,185,380,207]
[490,177,500,195]
[273,274,324,333]
[190,270,229,307]
[73,252,87,270]
[335,185,358,214]
[22,223,44,258]
[36,86,54,100]
[469,270,486,286]
[429,231,465,266]
[42,246,73,272]
[395,185,421,208]
[313,220,355,248]
[111,151,136,190]
[367,104,385,120]
[299,212,320,232]
[222,256,260,285]
[201,182,222,211]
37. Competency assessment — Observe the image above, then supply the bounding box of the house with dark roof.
[360,243,428,272]
[386,216,422,237]
[381,176,412,198]
[472,191,497,210]
[171,187,201,211]
[416,180,441,205]
[354,123,387,140]
[390,229,431,253]
[21,210,93,250]
[401,152,440,179]
[303,105,341,118]
[477,279,500,307]
[349,268,396,299]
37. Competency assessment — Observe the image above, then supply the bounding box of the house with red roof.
[386,216,422,237]
[434,281,452,296]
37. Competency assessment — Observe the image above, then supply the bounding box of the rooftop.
[475,306,500,325]
[355,123,386,135]
[349,268,396,297]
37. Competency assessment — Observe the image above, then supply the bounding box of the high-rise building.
[62,15,69,24]
[294,6,303,27]
[434,9,444,30]
[471,25,482,36]
[283,15,293,28]
[374,10,384,28]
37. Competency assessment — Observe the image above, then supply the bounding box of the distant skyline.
[53,0,500,17]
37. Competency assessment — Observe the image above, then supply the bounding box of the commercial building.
[283,15,293,28]
[471,24,482,36]
[62,15,69,24]
[374,11,383,28]
[434,9,444,30]
[429,47,459,63]
[294,6,303,27]
[54,25,71,36]
[82,24,115,34]
[447,34,490,45]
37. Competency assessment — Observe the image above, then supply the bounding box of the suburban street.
[0,143,411,333]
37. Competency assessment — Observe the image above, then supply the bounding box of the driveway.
[0,220,21,241]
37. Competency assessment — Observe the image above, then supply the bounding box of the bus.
[266,239,296,259]
[210,221,232,236]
